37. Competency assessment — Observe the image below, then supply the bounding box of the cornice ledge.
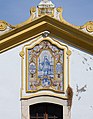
[0,16,93,54]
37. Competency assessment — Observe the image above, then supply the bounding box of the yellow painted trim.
[25,37,68,93]
[57,7,80,29]
[0,20,15,31]
[80,21,93,33]
[0,21,46,44]
[20,35,43,91]
[20,36,71,99]
[20,93,68,100]
[0,16,93,54]
[66,50,72,85]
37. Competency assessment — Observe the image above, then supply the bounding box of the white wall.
[70,47,93,119]
[0,37,93,119]
[0,46,21,119]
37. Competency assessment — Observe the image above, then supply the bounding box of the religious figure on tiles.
[27,40,64,92]
[38,50,54,78]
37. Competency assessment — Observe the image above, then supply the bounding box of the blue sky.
[0,0,93,26]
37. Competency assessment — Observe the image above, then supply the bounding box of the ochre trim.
[20,94,68,100]
[0,16,93,54]
[80,21,93,33]
[0,20,15,31]
[22,37,69,94]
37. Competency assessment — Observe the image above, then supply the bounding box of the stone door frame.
[21,96,71,119]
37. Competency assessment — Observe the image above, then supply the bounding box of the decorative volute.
[29,0,64,21]
[29,0,78,27]
[1,0,93,35]
[0,20,15,35]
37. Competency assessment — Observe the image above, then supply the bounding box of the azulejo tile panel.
[26,40,65,93]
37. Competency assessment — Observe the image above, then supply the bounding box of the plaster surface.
[0,36,93,119]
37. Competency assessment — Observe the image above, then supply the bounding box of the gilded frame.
[20,37,71,95]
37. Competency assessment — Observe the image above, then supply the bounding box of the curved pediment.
[0,0,93,54]
[0,15,93,54]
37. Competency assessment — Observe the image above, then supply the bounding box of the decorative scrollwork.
[30,7,36,20]
[0,20,15,31]
[26,40,67,93]
[80,21,93,33]
[0,20,7,31]
[20,51,25,59]
[66,50,72,56]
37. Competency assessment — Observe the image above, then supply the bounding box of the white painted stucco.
[0,36,93,119]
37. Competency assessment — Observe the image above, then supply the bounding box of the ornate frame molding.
[20,36,71,100]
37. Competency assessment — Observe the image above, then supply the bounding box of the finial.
[37,0,55,17]
[38,0,55,8]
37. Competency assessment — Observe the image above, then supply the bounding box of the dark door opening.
[29,103,63,119]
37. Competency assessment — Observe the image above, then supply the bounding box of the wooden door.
[29,103,63,119]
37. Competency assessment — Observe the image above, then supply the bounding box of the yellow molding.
[24,37,69,93]
[20,36,71,99]
[20,93,68,100]
[0,21,46,44]
[57,7,80,29]
[0,16,93,54]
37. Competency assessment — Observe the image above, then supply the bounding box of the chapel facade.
[0,1,93,119]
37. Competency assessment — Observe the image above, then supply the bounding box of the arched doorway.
[29,103,63,119]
